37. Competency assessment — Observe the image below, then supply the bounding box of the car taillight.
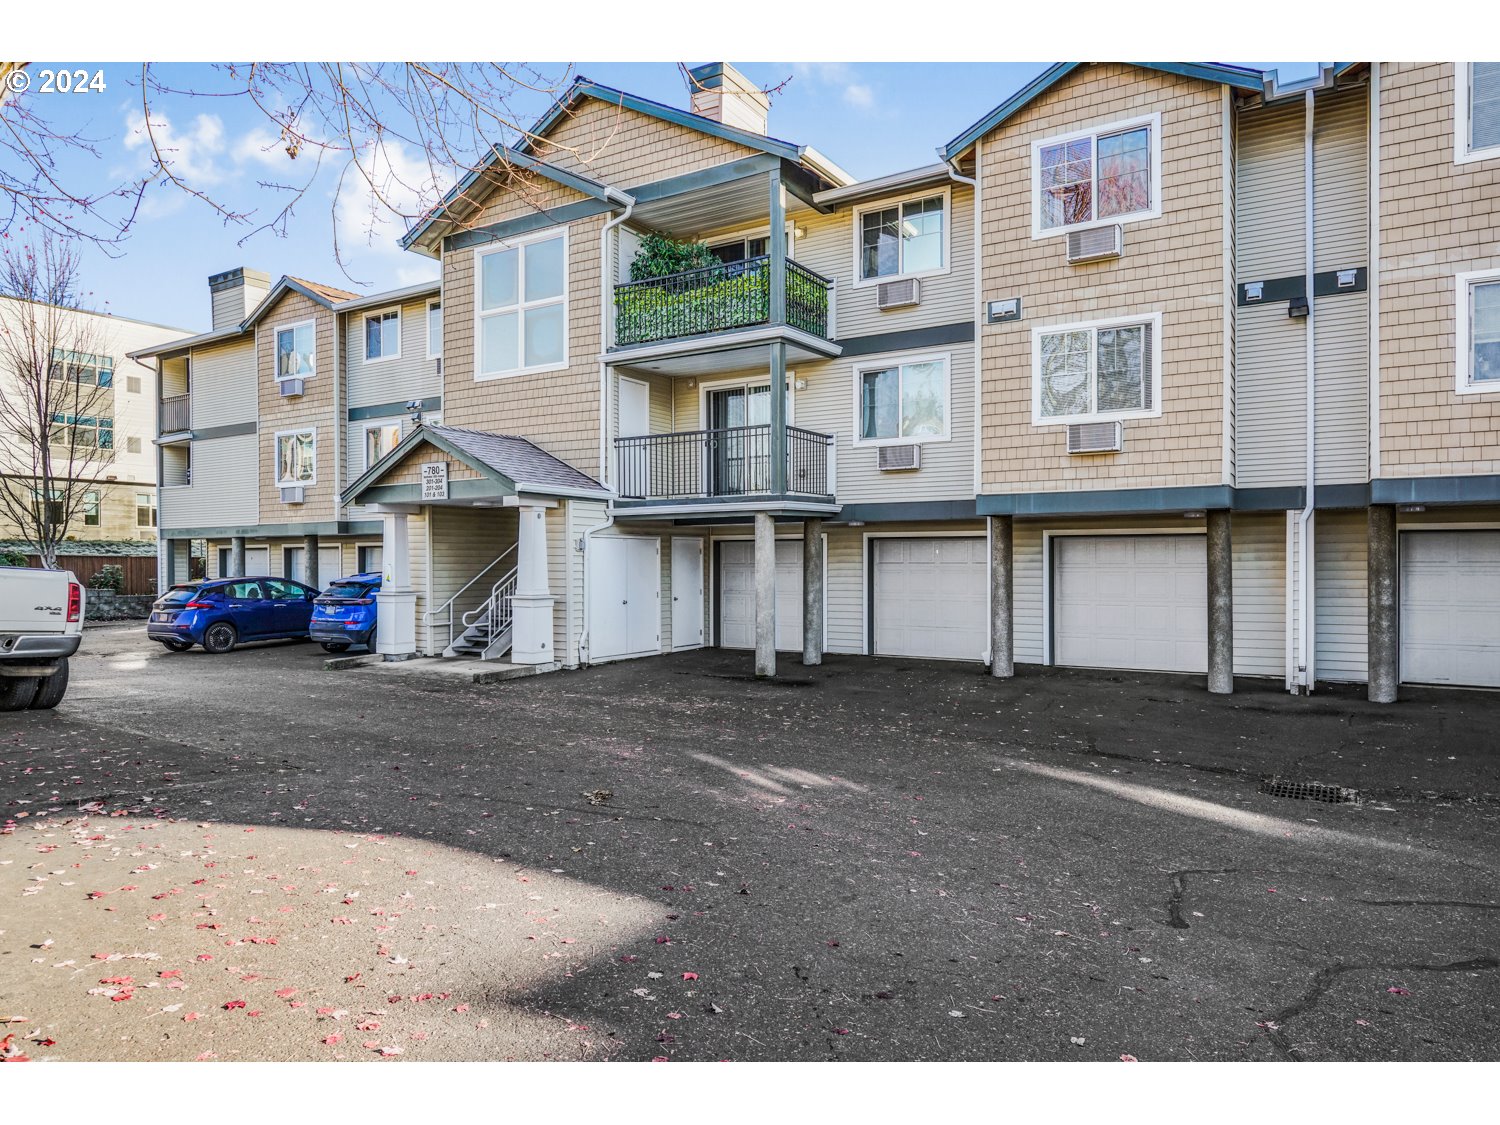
[353,597,374,605]
[67,582,82,622]
[184,601,215,609]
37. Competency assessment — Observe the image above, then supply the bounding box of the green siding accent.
[348,397,441,423]
[162,521,383,539]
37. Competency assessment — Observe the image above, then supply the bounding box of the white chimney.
[688,63,770,135]
[208,267,271,330]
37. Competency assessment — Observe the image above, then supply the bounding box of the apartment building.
[0,296,181,543]
[134,61,1500,702]
[130,268,442,590]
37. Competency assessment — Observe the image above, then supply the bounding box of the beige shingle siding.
[534,96,759,187]
[190,338,258,428]
[255,291,339,522]
[1379,62,1500,477]
[974,64,1229,494]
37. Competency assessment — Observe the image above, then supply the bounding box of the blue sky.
[15,61,1319,332]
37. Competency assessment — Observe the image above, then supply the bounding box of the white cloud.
[120,108,230,217]
[333,138,444,277]
[791,63,878,112]
[843,83,875,110]
[233,127,296,170]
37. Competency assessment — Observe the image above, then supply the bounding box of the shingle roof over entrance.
[427,425,608,495]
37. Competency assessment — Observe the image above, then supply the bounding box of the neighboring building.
[0,296,183,544]
[133,61,1500,702]
[129,268,443,591]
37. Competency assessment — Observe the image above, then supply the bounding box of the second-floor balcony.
[160,393,191,435]
[613,257,832,349]
[614,424,834,507]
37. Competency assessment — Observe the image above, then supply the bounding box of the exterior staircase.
[446,568,518,661]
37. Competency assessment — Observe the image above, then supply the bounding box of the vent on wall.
[1066,225,1123,264]
[278,378,305,398]
[1066,421,1123,454]
[876,278,921,310]
[876,443,921,471]
[279,485,306,504]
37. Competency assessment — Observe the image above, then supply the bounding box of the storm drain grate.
[1259,777,1361,804]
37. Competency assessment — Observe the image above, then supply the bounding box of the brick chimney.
[688,63,769,135]
[208,267,271,330]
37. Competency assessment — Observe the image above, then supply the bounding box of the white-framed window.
[136,491,156,528]
[1031,113,1162,239]
[1032,312,1162,425]
[474,229,567,379]
[1455,268,1500,394]
[363,419,403,469]
[82,489,100,527]
[363,308,401,363]
[853,188,949,285]
[274,320,316,380]
[852,353,951,446]
[274,428,317,486]
[1455,62,1500,164]
[426,299,442,359]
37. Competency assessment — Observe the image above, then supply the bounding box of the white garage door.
[718,540,802,651]
[589,536,660,662]
[318,545,343,585]
[1401,531,1500,687]
[243,546,270,575]
[873,537,988,661]
[1053,535,1207,673]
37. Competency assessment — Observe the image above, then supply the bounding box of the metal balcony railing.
[160,394,190,434]
[615,425,833,502]
[612,256,832,347]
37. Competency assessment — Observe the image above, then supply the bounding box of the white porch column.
[375,510,416,660]
[511,503,556,665]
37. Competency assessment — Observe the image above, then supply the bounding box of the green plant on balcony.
[628,232,718,281]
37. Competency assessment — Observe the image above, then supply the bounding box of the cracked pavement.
[1,625,1498,1061]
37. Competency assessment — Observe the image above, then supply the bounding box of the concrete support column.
[375,511,416,660]
[230,536,246,577]
[1367,504,1399,704]
[1207,509,1234,695]
[801,518,824,666]
[989,515,1014,678]
[511,503,556,665]
[302,533,320,590]
[163,539,177,587]
[753,511,776,678]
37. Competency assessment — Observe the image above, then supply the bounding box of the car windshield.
[159,585,208,605]
[324,582,375,599]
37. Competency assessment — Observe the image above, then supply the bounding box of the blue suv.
[147,577,321,654]
[309,572,382,652]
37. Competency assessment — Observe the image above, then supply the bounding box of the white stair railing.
[458,567,519,661]
[424,544,517,654]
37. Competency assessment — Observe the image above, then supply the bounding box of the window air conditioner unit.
[876,443,921,471]
[279,378,305,398]
[1066,421,1123,454]
[876,278,921,310]
[280,485,306,504]
[1066,224,1123,264]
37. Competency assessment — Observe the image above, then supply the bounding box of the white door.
[589,536,660,662]
[318,545,342,585]
[243,546,270,575]
[1053,535,1208,673]
[1401,530,1500,687]
[718,540,802,651]
[618,376,651,498]
[358,545,383,574]
[671,538,705,650]
[283,546,305,582]
[872,537,988,661]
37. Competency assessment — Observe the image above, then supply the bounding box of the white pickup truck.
[0,565,83,711]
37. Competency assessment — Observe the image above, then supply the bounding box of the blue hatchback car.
[147,577,321,654]
[309,572,382,652]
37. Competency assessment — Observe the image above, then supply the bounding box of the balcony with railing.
[612,257,832,350]
[614,425,834,508]
[159,393,191,436]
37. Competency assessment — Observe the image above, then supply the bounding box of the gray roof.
[426,425,608,495]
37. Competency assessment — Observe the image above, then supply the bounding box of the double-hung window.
[1033,314,1160,425]
[136,491,156,528]
[364,421,402,469]
[427,300,442,359]
[855,355,950,444]
[275,429,316,486]
[857,192,947,283]
[82,490,100,527]
[1456,62,1500,163]
[1456,269,1500,393]
[364,309,400,362]
[1033,114,1160,236]
[476,231,566,378]
[275,321,316,380]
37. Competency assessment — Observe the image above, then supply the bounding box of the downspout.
[1295,87,1317,693]
[943,149,982,496]
[332,304,342,537]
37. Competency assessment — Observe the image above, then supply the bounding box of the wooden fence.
[21,553,158,595]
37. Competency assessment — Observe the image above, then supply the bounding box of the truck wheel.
[202,622,238,654]
[28,659,69,710]
[0,676,40,711]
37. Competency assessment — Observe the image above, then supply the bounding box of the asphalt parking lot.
[1,624,1497,1062]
